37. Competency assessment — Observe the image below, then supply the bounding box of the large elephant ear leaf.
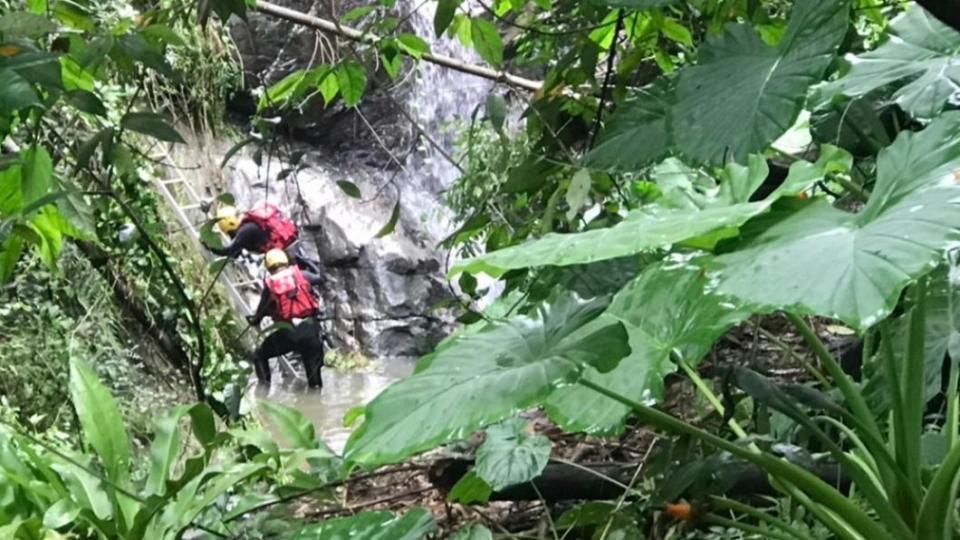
[343,293,629,466]
[672,0,850,164]
[711,111,960,332]
[588,0,850,168]
[546,263,751,435]
[816,6,960,121]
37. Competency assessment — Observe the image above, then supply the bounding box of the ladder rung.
[233,279,260,288]
[161,178,183,185]
[180,203,201,210]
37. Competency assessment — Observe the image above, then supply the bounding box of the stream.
[257,360,417,453]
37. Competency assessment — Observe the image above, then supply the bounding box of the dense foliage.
[7,0,960,538]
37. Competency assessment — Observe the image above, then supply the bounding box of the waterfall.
[384,0,493,242]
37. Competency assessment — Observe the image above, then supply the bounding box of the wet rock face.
[228,0,412,167]
[172,133,456,359]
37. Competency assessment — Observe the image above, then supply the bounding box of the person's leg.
[289,242,321,274]
[293,320,324,388]
[251,329,294,385]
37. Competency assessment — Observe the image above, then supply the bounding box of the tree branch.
[253,0,542,92]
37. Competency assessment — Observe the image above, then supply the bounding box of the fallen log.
[253,0,543,92]
[428,458,849,503]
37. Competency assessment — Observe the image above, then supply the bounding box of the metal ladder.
[152,155,303,381]
[151,166,261,316]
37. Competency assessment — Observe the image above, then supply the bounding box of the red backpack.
[242,202,299,252]
[264,266,319,321]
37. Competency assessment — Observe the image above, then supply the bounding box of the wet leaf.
[337,180,362,199]
[375,200,400,238]
[344,293,628,466]
[121,112,185,143]
[475,418,550,490]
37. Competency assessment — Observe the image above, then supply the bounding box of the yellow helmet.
[265,249,289,271]
[216,206,241,234]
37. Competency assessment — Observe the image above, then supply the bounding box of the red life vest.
[241,202,299,252]
[264,266,319,321]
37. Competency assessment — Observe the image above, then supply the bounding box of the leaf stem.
[708,496,818,540]
[903,278,927,494]
[785,313,881,442]
[577,378,896,540]
[675,354,750,440]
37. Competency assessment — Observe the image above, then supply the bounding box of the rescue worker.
[207,202,319,273]
[248,249,325,388]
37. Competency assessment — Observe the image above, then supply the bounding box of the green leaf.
[916,442,960,539]
[448,471,493,504]
[556,502,618,528]
[318,70,339,105]
[453,204,758,278]
[77,127,115,170]
[121,112,185,143]
[397,33,430,59]
[485,93,507,132]
[565,168,592,221]
[470,18,503,67]
[660,18,692,46]
[145,403,213,497]
[672,0,849,164]
[288,509,436,539]
[115,33,174,77]
[0,235,23,282]
[435,0,461,36]
[0,69,39,114]
[375,200,401,238]
[590,0,849,167]
[546,263,750,435]
[449,523,493,540]
[475,418,551,490]
[52,459,112,520]
[200,219,223,249]
[715,154,771,206]
[259,400,321,450]
[591,0,680,7]
[53,0,94,31]
[341,6,375,22]
[344,293,629,466]
[259,67,315,110]
[43,496,80,529]
[817,6,960,120]
[455,149,847,277]
[0,12,56,38]
[21,145,52,206]
[711,112,960,331]
[0,51,62,89]
[69,357,130,485]
[586,79,673,171]
[336,61,367,107]
[65,90,106,116]
[220,137,257,168]
[337,180,362,198]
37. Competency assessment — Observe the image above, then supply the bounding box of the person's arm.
[248,287,271,325]
[208,223,264,257]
